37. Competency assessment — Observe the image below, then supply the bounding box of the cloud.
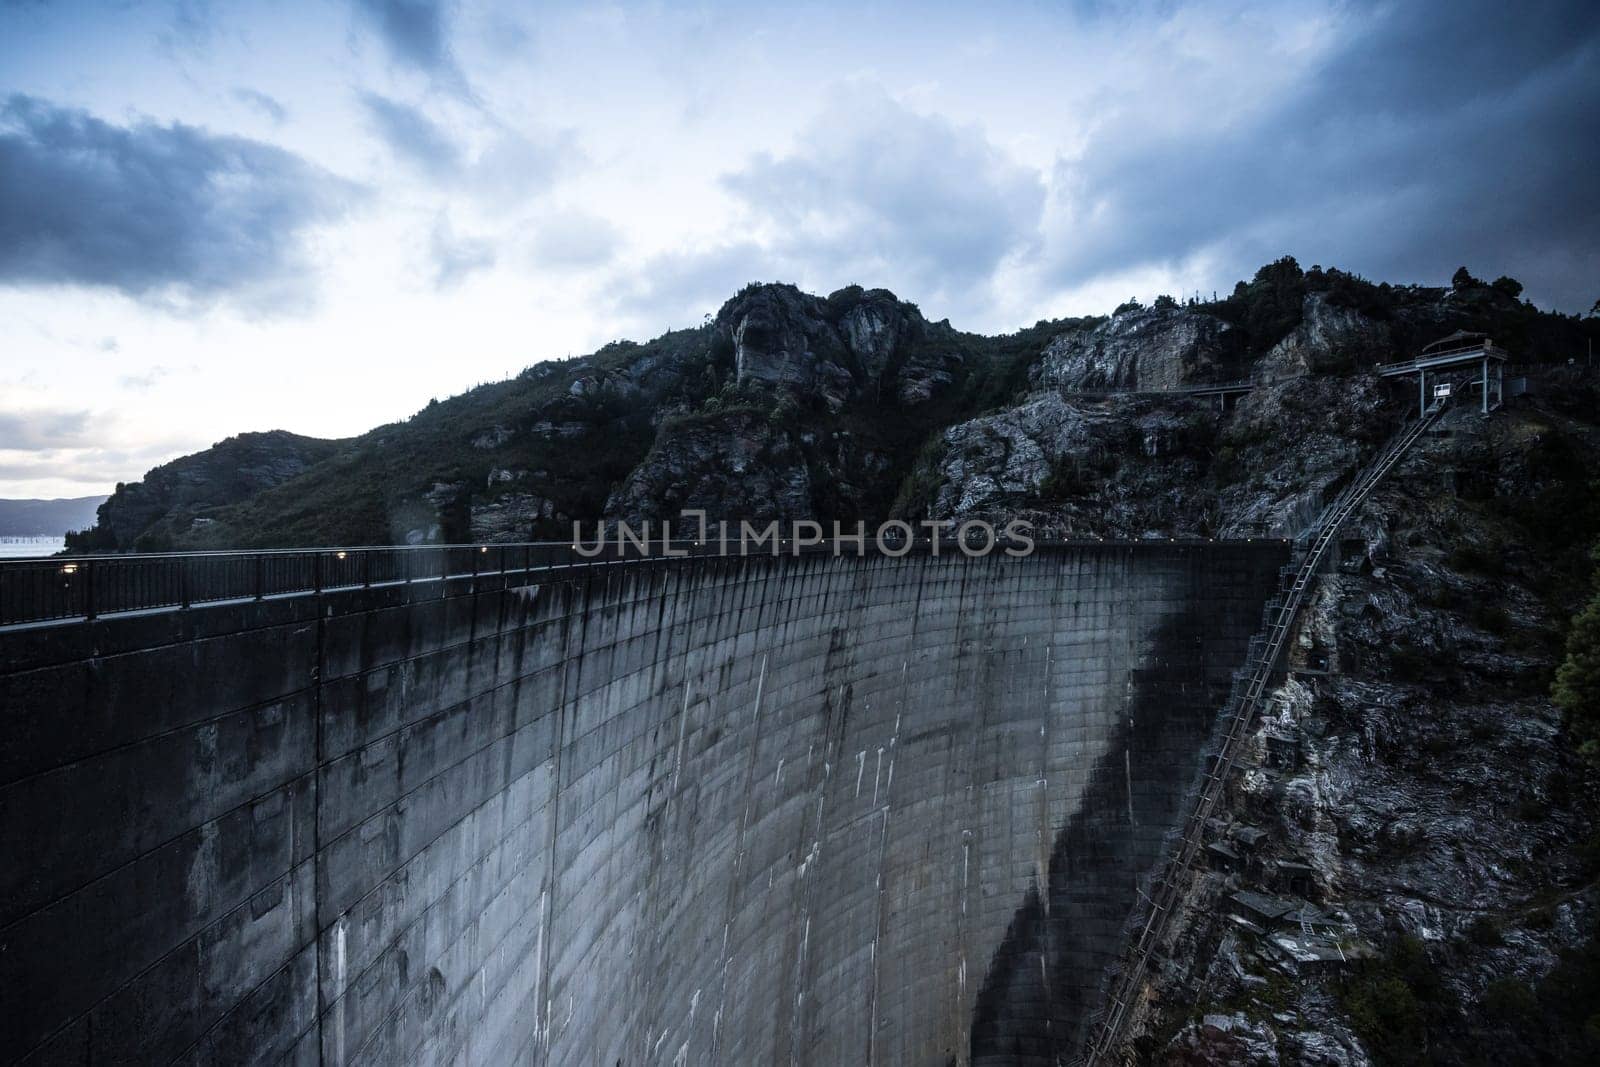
[232,87,287,124]
[0,435,208,496]
[429,213,495,288]
[0,95,360,311]
[360,92,461,178]
[0,408,94,451]
[721,85,1046,307]
[353,0,467,91]
[118,364,196,390]
[611,241,773,327]
[358,91,578,208]
[469,127,579,208]
[160,0,218,54]
[529,210,621,270]
[1044,0,1600,310]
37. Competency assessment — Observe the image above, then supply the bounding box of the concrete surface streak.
[0,544,1284,1065]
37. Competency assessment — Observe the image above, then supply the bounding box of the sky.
[1,0,1596,499]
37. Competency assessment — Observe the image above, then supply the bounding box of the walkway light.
[335,551,347,560]
[60,563,77,575]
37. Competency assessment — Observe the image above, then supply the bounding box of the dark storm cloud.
[360,92,461,177]
[0,95,359,307]
[1052,0,1600,310]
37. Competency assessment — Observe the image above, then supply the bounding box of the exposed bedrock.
[0,545,1285,1065]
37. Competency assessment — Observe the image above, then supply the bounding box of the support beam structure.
[1378,337,1508,417]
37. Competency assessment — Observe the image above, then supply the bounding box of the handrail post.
[313,552,323,595]
[84,559,96,621]
[254,554,264,601]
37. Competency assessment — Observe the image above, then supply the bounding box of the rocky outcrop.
[921,374,1401,539]
[1255,292,1393,380]
[712,283,966,409]
[929,391,1218,535]
[1213,375,1396,537]
[1166,1012,1281,1065]
[719,284,859,409]
[1030,307,1242,391]
[604,410,816,524]
[469,490,562,542]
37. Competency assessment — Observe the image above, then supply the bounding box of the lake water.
[0,536,67,559]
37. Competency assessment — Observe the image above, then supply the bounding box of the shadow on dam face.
[0,544,1285,1065]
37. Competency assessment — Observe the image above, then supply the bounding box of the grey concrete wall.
[0,544,1285,1066]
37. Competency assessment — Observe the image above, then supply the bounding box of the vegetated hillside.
[69,282,1075,550]
[0,496,105,538]
[68,259,1598,552]
[67,431,344,551]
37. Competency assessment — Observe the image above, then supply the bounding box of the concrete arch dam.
[0,543,1286,1065]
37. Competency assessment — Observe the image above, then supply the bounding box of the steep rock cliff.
[1114,393,1600,1065]
[1030,306,1244,391]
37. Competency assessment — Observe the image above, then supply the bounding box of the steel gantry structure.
[1377,331,1507,416]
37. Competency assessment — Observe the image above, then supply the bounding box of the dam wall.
[0,544,1286,1065]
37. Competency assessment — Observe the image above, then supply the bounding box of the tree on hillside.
[1220,256,1308,347]
[1555,544,1600,760]
[1491,276,1524,300]
[1452,266,1482,290]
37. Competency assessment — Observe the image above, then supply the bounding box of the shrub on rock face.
[1466,915,1505,947]
[1338,935,1444,1065]
[1553,545,1600,760]
[1481,978,1539,1021]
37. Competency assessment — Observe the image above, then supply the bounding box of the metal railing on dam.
[1,542,615,627]
[0,539,1289,1065]
[0,535,1287,629]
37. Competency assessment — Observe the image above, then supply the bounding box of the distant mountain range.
[0,496,106,538]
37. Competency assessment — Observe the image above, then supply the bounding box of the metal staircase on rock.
[1078,396,1449,1065]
